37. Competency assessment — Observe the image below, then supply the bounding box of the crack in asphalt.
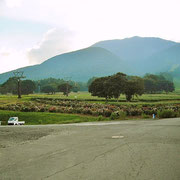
[88,143,127,164]
[0,148,70,172]
[42,162,84,179]
[42,142,128,179]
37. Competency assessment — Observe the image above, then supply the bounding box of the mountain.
[0,47,128,83]
[141,44,180,73]
[93,36,179,74]
[170,64,180,77]
[0,36,179,84]
[93,36,176,61]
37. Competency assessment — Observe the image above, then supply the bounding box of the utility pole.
[37,80,41,93]
[13,71,25,98]
[64,77,71,96]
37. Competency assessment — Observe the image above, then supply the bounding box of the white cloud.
[0,0,180,74]
[0,0,5,13]
[0,0,5,5]
[27,28,76,64]
[5,0,23,8]
[1,0,180,42]
[0,48,29,73]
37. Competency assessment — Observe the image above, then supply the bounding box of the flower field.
[1,96,180,119]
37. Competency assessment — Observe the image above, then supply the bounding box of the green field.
[1,91,180,105]
[174,79,180,89]
[0,91,180,125]
[0,110,100,125]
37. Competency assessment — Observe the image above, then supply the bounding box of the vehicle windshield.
[9,117,15,121]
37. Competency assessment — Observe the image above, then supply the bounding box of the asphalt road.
[0,118,180,180]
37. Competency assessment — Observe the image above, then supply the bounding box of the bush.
[104,109,112,117]
[97,115,104,121]
[129,109,143,116]
[177,110,180,117]
[141,113,150,119]
[157,110,177,118]
[118,111,127,119]
[49,106,57,112]
[110,112,118,120]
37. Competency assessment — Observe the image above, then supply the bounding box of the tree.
[124,76,144,101]
[144,74,175,93]
[41,85,56,94]
[89,73,144,102]
[163,81,175,93]
[106,73,127,100]
[34,78,88,92]
[58,83,72,96]
[0,77,18,94]
[0,78,36,95]
[88,76,110,101]
[144,78,156,93]
[21,80,36,95]
[159,72,173,82]
[87,77,97,87]
[72,83,80,92]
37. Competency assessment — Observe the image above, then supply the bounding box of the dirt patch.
[0,127,55,148]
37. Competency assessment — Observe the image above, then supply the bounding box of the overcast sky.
[0,0,180,73]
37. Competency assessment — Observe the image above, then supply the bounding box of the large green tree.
[88,76,110,101]
[41,85,56,94]
[58,83,72,96]
[87,77,97,87]
[89,73,127,101]
[144,74,175,93]
[21,80,36,95]
[106,73,127,100]
[0,78,36,95]
[124,76,144,101]
[0,77,18,94]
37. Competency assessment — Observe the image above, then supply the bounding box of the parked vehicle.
[8,117,25,125]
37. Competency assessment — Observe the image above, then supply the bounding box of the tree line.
[88,73,175,101]
[37,78,86,94]
[0,73,174,98]
[88,73,144,101]
[0,77,36,95]
[0,77,85,96]
[144,74,174,93]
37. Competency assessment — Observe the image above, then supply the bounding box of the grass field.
[0,110,101,125]
[0,91,180,125]
[174,79,180,90]
[1,91,180,105]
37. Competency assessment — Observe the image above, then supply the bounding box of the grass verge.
[0,110,101,125]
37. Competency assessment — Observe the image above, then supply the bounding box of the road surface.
[0,118,180,180]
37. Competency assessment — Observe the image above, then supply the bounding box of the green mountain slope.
[141,44,180,73]
[93,36,178,74]
[93,36,176,61]
[0,47,128,83]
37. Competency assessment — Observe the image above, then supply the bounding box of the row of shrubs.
[0,99,180,119]
[109,110,179,120]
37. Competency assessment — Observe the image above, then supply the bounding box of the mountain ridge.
[0,47,129,83]
[93,36,180,75]
[0,36,179,84]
